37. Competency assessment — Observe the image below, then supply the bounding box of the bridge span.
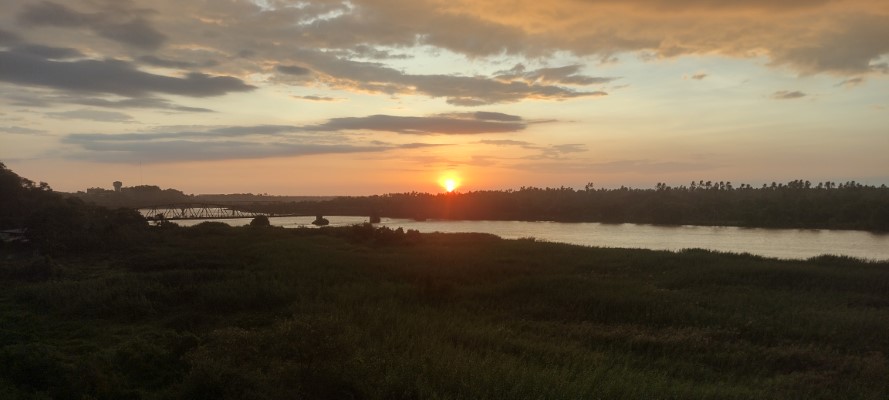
[140,203,270,220]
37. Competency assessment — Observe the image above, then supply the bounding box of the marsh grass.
[1,224,888,399]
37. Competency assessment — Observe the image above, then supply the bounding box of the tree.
[250,215,271,227]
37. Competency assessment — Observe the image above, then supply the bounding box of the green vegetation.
[3,162,889,399]
[2,222,888,399]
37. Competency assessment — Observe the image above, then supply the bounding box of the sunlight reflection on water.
[169,216,889,261]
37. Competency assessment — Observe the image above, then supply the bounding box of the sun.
[444,178,457,192]
[439,175,461,192]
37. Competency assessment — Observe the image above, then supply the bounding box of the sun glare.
[439,175,461,192]
[444,179,457,192]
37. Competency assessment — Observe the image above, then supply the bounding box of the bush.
[249,215,271,227]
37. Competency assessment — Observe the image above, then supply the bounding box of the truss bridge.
[140,203,268,220]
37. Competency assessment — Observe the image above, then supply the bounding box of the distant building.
[113,181,122,192]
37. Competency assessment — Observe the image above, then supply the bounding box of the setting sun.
[439,175,461,192]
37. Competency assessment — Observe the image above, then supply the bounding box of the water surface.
[167,215,889,261]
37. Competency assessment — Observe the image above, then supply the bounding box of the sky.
[1,0,887,195]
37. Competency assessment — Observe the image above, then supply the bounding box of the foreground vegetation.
[3,162,889,398]
[2,222,889,399]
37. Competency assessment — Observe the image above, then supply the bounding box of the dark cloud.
[0,48,255,97]
[11,44,83,59]
[277,65,312,75]
[311,114,527,135]
[1,89,215,113]
[46,109,134,122]
[138,55,217,70]
[0,28,22,45]
[18,1,166,50]
[690,73,708,80]
[771,90,806,99]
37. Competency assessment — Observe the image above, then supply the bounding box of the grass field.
[2,223,888,399]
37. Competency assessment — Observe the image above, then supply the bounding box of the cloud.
[292,95,341,102]
[62,124,394,163]
[310,113,527,134]
[0,126,46,135]
[62,139,385,163]
[771,90,806,100]
[350,45,411,60]
[0,28,22,45]
[690,73,708,80]
[1,90,215,113]
[137,55,217,70]
[495,64,616,85]
[46,109,134,122]
[18,1,166,50]
[837,77,865,87]
[58,110,534,162]
[0,48,255,98]
[68,97,215,113]
[478,139,534,147]
[289,49,607,105]
[770,14,889,74]
[277,65,312,75]
[11,44,83,59]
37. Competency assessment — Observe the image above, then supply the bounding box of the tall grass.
[1,224,887,399]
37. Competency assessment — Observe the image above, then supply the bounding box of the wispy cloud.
[46,109,135,123]
[60,111,533,163]
[771,90,807,100]
[292,95,342,102]
[308,113,528,134]
[0,126,46,135]
[0,47,255,98]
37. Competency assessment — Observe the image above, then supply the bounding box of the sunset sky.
[1,0,887,195]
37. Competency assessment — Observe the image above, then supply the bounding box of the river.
[163,215,889,261]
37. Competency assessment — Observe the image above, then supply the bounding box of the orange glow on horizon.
[438,174,462,192]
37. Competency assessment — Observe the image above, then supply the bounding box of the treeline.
[248,179,889,231]
[69,186,331,209]
[69,185,190,208]
[0,162,148,255]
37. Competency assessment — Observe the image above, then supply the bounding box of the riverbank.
[2,224,888,399]
[162,215,889,261]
